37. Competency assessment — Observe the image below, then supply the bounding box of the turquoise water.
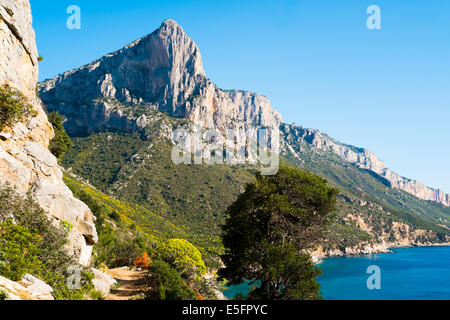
[223,246,450,300]
[318,246,450,300]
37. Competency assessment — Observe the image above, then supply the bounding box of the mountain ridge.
[37,18,450,262]
[281,124,450,206]
[39,19,449,207]
[39,20,281,139]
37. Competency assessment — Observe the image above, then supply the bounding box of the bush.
[48,112,72,159]
[155,239,207,278]
[0,220,42,281]
[93,224,149,268]
[0,290,8,300]
[0,186,93,299]
[0,85,36,131]
[133,252,151,269]
[146,260,197,300]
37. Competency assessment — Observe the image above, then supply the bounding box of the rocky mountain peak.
[158,19,184,34]
[39,20,281,135]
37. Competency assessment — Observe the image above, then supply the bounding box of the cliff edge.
[0,0,97,265]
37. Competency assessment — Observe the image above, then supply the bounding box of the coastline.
[310,241,450,264]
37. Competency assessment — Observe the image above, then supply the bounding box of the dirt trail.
[105,267,150,300]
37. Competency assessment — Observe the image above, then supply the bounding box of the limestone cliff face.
[0,0,97,265]
[281,123,450,207]
[39,19,282,136]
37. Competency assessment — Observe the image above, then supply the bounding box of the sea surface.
[222,246,450,300]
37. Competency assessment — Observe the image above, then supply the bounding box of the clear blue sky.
[30,0,450,192]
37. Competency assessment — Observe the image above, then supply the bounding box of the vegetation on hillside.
[48,112,72,160]
[283,139,450,243]
[0,186,93,300]
[63,174,185,267]
[61,132,254,263]
[0,290,8,300]
[155,239,207,278]
[219,166,338,299]
[146,260,198,300]
[64,173,219,300]
[0,85,36,131]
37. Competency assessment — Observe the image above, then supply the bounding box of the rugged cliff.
[0,0,97,265]
[39,19,281,137]
[281,123,450,207]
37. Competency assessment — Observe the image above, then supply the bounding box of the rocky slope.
[0,0,97,265]
[281,124,450,207]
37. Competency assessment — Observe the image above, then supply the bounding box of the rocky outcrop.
[0,0,38,99]
[0,274,54,300]
[92,268,117,297]
[281,123,450,207]
[39,20,282,137]
[0,0,97,265]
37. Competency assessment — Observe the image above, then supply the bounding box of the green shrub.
[155,239,207,278]
[0,290,8,300]
[0,85,36,131]
[146,260,197,300]
[48,112,72,159]
[0,220,42,281]
[0,186,93,299]
[63,174,156,269]
[95,226,147,268]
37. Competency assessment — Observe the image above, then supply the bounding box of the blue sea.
[223,246,450,300]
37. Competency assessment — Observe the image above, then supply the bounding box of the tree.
[219,165,338,300]
[48,112,72,160]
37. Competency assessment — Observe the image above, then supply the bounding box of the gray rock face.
[281,123,450,207]
[0,0,97,265]
[39,20,282,136]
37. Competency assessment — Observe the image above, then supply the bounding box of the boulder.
[19,274,54,300]
[0,274,54,300]
[92,268,117,297]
